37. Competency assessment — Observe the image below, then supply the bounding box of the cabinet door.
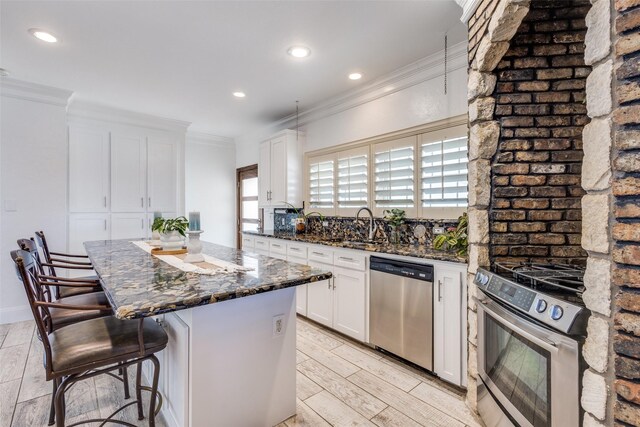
[161,312,190,427]
[111,213,147,240]
[69,126,110,212]
[258,141,271,207]
[433,265,463,385]
[288,255,308,316]
[306,260,333,328]
[269,136,287,205]
[68,213,109,255]
[147,136,177,213]
[111,134,146,212]
[332,266,366,341]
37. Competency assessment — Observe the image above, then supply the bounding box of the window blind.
[374,143,415,208]
[421,135,468,207]
[308,158,335,209]
[337,152,368,208]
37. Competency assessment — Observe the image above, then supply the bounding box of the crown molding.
[0,77,73,107]
[455,0,482,23]
[67,100,191,133]
[186,130,235,148]
[246,41,467,136]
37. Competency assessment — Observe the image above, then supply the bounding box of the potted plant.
[384,209,406,244]
[157,216,189,250]
[151,217,165,241]
[433,213,468,256]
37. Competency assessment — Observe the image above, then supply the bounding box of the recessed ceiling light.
[28,28,58,43]
[349,73,363,80]
[287,46,311,58]
[233,92,246,98]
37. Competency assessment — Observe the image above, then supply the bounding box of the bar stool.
[18,238,102,299]
[12,251,168,427]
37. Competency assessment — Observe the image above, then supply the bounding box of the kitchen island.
[84,239,332,427]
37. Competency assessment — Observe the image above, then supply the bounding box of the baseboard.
[0,305,32,324]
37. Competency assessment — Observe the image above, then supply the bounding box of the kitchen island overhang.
[84,239,332,427]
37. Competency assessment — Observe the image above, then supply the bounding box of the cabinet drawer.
[269,240,287,255]
[308,246,334,264]
[254,237,270,251]
[333,250,367,271]
[241,234,255,249]
[287,242,307,259]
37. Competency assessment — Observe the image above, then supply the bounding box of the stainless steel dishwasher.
[369,256,434,371]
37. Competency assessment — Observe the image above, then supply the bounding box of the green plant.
[383,209,406,229]
[433,213,468,256]
[151,217,166,233]
[158,216,189,237]
[281,202,325,221]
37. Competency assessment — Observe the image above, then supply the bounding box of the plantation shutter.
[373,136,417,215]
[420,126,468,208]
[337,147,368,213]
[308,155,335,212]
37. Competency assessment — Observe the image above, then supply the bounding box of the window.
[337,147,368,214]
[421,126,468,209]
[373,136,416,216]
[304,118,468,219]
[308,155,335,211]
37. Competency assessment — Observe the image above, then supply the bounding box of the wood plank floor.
[0,317,483,427]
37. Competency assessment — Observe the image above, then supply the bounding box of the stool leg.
[136,362,144,420]
[122,364,130,399]
[148,355,160,427]
[54,376,72,427]
[48,378,58,426]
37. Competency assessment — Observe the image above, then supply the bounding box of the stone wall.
[490,1,590,265]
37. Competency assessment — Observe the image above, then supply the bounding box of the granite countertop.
[84,239,333,320]
[244,231,467,264]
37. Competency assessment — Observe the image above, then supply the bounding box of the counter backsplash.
[272,209,459,246]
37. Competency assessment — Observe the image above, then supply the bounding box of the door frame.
[236,164,261,248]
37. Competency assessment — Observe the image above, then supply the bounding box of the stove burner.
[494,262,586,297]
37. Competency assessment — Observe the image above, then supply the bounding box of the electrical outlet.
[322,221,329,227]
[272,314,285,337]
[281,218,285,226]
[433,226,445,235]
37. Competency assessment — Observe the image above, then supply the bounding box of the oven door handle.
[474,296,559,352]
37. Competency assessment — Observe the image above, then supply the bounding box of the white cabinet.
[306,260,334,328]
[160,312,190,427]
[68,126,110,213]
[111,213,148,240]
[288,254,308,316]
[68,213,110,254]
[332,266,366,341]
[111,133,147,212]
[148,136,177,212]
[241,234,255,250]
[254,237,270,255]
[258,130,303,208]
[433,263,464,386]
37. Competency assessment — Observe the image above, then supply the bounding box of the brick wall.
[489,0,591,264]
[612,0,640,424]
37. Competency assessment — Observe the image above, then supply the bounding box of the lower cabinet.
[159,312,190,427]
[111,213,147,240]
[332,266,366,342]
[288,255,308,316]
[306,260,334,328]
[68,213,110,254]
[433,264,464,386]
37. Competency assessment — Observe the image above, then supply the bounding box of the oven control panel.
[474,269,585,334]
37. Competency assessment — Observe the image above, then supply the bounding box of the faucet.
[355,207,376,241]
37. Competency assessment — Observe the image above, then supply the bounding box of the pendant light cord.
[444,34,448,95]
[296,100,299,142]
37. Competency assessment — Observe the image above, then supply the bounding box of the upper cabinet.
[111,133,147,212]
[258,130,303,208]
[147,135,178,213]
[68,127,110,212]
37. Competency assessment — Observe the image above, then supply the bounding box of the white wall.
[0,80,72,323]
[235,43,468,167]
[185,133,236,247]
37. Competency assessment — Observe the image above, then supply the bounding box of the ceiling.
[1,1,466,137]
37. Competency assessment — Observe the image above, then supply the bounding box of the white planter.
[160,231,185,250]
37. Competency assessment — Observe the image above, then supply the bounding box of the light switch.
[4,199,16,212]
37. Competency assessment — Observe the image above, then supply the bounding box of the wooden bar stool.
[12,251,168,427]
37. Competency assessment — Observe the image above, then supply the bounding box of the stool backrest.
[34,231,53,264]
[17,238,55,301]
[10,250,54,372]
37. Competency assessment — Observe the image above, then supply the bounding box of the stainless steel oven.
[473,264,589,427]
[476,296,580,427]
